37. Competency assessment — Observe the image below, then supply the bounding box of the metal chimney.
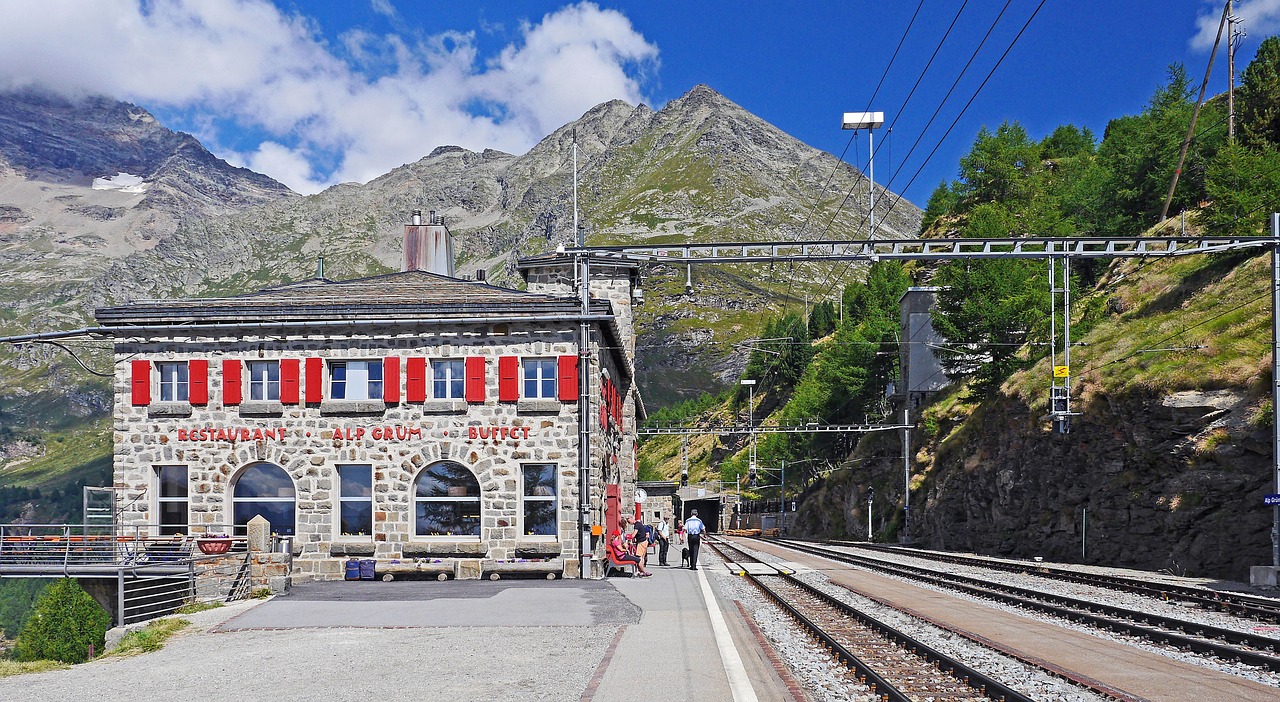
[403,211,455,276]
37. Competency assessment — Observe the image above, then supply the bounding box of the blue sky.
[1,1,1276,214]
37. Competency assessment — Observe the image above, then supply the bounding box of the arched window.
[232,463,296,535]
[413,461,480,537]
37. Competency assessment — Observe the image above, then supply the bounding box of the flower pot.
[197,539,232,555]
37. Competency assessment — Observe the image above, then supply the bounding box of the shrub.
[14,579,111,664]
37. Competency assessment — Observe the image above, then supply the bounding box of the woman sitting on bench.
[609,528,650,577]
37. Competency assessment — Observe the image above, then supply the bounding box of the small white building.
[97,213,641,580]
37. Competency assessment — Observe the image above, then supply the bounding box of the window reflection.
[413,461,480,536]
[232,463,296,535]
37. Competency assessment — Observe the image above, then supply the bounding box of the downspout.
[578,255,594,577]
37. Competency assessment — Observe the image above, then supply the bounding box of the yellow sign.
[1053,365,1070,378]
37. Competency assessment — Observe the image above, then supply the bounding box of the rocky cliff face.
[792,388,1273,582]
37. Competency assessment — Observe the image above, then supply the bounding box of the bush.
[14,579,111,664]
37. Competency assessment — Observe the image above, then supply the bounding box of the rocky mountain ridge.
[0,84,921,505]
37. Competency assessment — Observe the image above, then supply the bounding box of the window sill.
[239,400,284,417]
[422,399,467,414]
[402,540,486,557]
[320,400,387,416]
[516,398,560,414]
[148,402,192,418]
[329,541,376,556]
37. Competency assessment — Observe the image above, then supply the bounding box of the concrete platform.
[0,561,798,702]
[222,560,797,700]
[592,561,797,701]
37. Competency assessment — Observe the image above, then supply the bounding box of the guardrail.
[0,523,264,626]
[0,523,249,571]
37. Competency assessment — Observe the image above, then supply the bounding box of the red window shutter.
[384,356,401,404]
[406,357,427,403]
[281,359,300,404]
[189,359,209,405]
[498,356,519,402]
[465,356,486,403]
[558,355,579,402]
[305,357,323,403]
[223,360,242,406]
[130,360,151,406]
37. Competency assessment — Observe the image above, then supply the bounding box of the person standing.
[633,517,653,571]
[654,516,671,566]
[684,510,705,570]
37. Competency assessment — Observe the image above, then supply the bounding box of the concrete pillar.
[247,515,270,553]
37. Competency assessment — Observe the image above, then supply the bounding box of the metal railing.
[0,523,262,626]
[0,523,248,571]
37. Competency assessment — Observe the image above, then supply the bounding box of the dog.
[680,547,690,567]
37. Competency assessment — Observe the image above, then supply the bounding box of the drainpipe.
[578,254,593,577]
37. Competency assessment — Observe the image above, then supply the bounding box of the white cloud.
[0,0,658,194]
[370,0,397,21]
[1192,0,1280,50]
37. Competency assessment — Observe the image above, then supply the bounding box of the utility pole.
[1228,1,1236,143]
[1228,2,1246,143]
[1161,1,1229,221]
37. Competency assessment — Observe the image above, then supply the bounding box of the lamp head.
[842,111,885,130]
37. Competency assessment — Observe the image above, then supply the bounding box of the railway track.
[847,541,1280,624]
[768,538,1280,674]
[708,537,1053,702]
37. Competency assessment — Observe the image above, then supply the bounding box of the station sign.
[1265,494,1280,506]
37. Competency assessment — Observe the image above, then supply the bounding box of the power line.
[810,1,1047,306]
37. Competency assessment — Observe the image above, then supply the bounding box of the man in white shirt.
[654,516,671,566]
[683,510,705,570]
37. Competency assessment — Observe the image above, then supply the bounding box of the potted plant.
[196,534,232,555]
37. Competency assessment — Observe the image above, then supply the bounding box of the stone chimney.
[403,209,455,276]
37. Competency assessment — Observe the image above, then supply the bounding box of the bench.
[605,550,638,577]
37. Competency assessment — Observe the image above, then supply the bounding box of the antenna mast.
[573,130,581,247]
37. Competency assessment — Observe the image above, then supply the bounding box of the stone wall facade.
[522,259,641,538]
[112,318,630,581]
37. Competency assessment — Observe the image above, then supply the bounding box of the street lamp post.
[841,111,886,236]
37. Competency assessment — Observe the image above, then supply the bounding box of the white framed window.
[157,362,188,402]
[522,358,557,399]
[247,361,280,401]
[521,463,557,537]
[337,465,373,537]
[330,360,383,400]
[432,359,465,399]
[155,465,188,536]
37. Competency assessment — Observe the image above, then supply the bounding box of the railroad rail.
[708,537,1036,702]
[773,538,1280,673]
[846,541,1280,624]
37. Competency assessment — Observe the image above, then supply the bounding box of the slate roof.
[96,270,610,325]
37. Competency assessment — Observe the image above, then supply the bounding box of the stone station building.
[97,213,641,581]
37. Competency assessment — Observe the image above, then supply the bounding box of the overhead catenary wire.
[808,1,1047,307]
[782,0,927,318]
